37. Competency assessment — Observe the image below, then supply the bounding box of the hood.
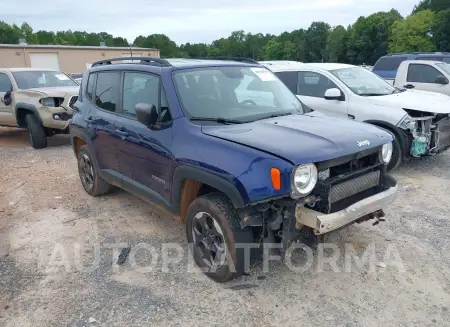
[201,112,392,165]
[368,90,450,114]
[22,86,79,97]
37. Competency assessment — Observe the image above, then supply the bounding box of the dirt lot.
[1,126,450,327]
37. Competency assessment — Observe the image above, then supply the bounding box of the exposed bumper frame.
[295,185,398,235]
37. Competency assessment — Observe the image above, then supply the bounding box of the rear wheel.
[186,193,256,282]
[77,145,112,196]
[25,114,47,149]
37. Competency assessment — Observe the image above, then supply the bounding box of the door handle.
[115,129,129,137]
[84,117,95,123]
[404,84,415,89]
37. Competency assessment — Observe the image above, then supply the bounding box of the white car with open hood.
[264,61,450,170]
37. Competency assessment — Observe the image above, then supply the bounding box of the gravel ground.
[0,127,449,327]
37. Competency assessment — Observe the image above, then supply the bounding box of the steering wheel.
[239,100,257,106]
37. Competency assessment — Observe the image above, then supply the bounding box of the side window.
[275,71,298,94]
[444,58,450,64]
[0,73,12,92]
[407,64,443,83]
[123,72,159,117]
[86,73,96,101]
[95,72,121,112]
[297,71,339,98]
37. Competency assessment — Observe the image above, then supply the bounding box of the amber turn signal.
[271,168,281,190]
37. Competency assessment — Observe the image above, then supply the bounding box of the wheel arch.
[15,103,42,128]
[172,165,247,221]
[364,119,408,155]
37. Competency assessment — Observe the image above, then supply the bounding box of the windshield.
[12,71,78,89]
[436,63,450,76]
[330,67,395,96]
[173,66,303,122]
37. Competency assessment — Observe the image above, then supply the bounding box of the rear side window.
[373,56,407,71]
[407,64,442,83]
[297,71,338,98]
[86,73,96,101]
[95,72,121,112]
[275,71,298,94]
[0,73,12,92]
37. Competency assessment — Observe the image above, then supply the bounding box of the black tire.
[77,145,112,196]
[186,192,256,282]
[387,134,402,171]
[25,114,47,149]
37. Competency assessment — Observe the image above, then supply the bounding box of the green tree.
[431,9,450,51]
[413,0,450,13]
[326,25,348,62]
[0,21,21,44]
[20,23,38,44]
[388,10,436,53]
[305,22,331,62]
[263,39,297,60]
[35,30,56,44]
[133,34,179,57]
[346,10,402,65]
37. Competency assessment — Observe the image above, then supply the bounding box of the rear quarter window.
[274,71,298,94]
[373,56,407,71]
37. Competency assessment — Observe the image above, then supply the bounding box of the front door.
[295,71,349,118]
[114,71,174,203]
[405,63,450,96]
[0,72,16,126]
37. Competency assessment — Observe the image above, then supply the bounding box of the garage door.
[29,53,60,70]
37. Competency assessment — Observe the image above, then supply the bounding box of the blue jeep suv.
[70,57,398,282]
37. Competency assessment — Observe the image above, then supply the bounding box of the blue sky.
[0,0,419,44]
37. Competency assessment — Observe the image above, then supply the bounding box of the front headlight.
[41,97,56,107]
[380,143,393,164]
[291,163,318,198]
[397,114,416,130]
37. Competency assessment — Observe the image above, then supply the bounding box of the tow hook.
[371,210,386,226]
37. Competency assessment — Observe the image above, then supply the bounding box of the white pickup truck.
[392,60,450,96]
[263,61,450,170]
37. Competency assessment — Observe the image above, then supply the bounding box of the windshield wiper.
[190,117,244,124]
[250,112,293,122]
[359,93,389,97]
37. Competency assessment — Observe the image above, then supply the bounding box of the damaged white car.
[265,62,450,170]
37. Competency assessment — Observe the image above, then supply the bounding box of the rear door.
[405,63,450,95]
[84,71,121,173]
[295,70,349,117]
[114,71,174,203]
[0,72,15,126]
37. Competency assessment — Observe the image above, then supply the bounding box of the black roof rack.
[91,56,172,67]
[194,56,260,64]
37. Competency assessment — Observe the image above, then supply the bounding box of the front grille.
[329,171,380,203]
[68,96,78,109]
[311,151,384,214]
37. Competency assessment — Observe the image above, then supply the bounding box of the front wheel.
[25,114,47,149]
[186,193,256,282]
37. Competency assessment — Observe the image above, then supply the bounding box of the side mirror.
[324,88,343,101]
[2,91,12,105]
[435,75,449,85]
[136,103,158,126]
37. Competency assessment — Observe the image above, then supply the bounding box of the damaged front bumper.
[295,184,397,235]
